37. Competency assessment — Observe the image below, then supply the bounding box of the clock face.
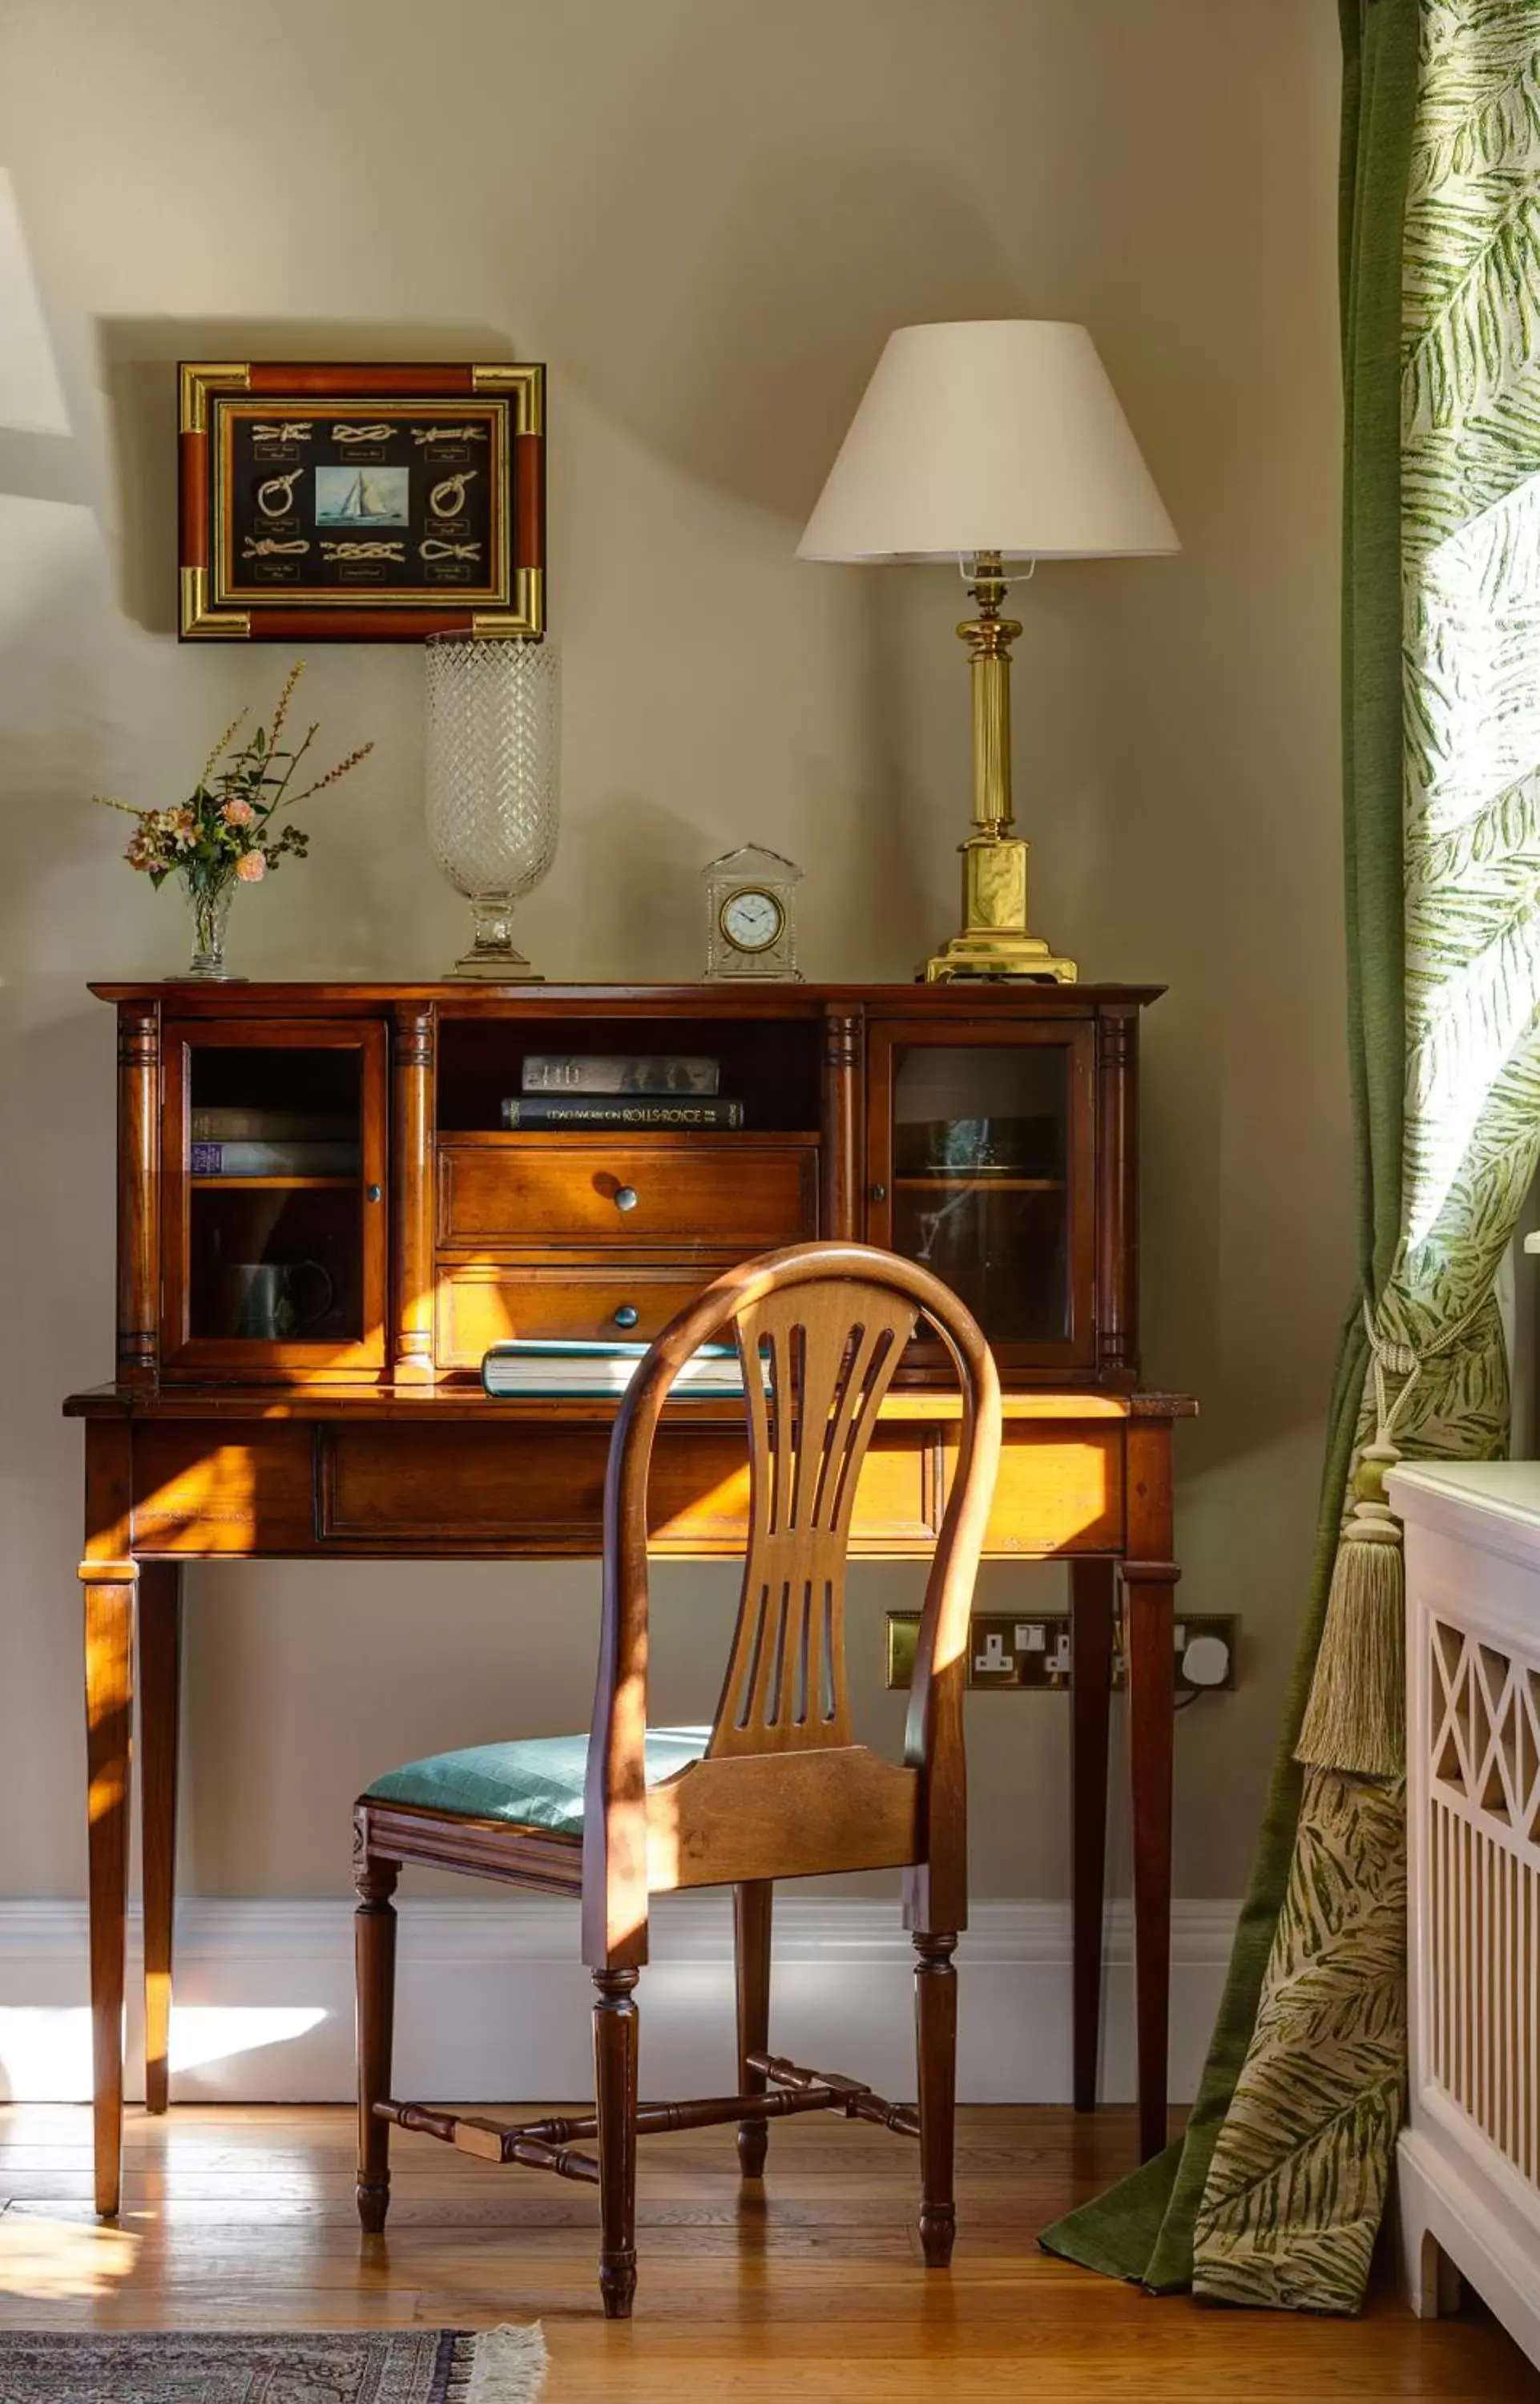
[720,886,784,954]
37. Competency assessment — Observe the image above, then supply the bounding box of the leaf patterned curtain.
[1046,0,1540,2311]
[1194,0,1540,2313]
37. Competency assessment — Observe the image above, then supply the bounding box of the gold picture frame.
[178,362,546,641]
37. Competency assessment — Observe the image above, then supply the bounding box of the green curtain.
[1047,0,1540,2305]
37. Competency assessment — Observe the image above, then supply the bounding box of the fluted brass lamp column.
[797,321,1179,982]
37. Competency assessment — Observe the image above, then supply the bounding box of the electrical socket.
[885,1609,1240,1693]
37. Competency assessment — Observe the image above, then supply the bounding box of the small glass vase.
[425,635,561,978]
[177,872,240,982]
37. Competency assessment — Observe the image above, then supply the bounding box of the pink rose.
[223,798,255,827]
[235,849,266,882]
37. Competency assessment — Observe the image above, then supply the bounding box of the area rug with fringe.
[0,2323,546,2402]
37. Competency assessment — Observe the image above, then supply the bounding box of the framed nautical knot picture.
[177,362,545,642]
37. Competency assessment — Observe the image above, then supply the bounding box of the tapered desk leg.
[1123,1419,1179,2164]
[139,1564,182,2116]
[82,1557,136,2218]
[1126,1565,1178,2163]
[1070,1559,1115,2113]
[734,1880,772,2177]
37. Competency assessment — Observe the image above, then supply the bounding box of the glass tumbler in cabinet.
[161,1019,389,1377]
[867,1023,1097,1380]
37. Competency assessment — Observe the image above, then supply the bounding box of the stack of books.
[482,1337,756,1400]
[189,1107,361,1178]
[500,1053,744,1131]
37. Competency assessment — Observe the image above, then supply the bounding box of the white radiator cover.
[1391,1462,1540,2370]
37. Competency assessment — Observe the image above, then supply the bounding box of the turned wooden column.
[821,1003,863,1241]
[391,1002,436,1381]
[115,1000,159,1386]
[1095,1004,1139,1389]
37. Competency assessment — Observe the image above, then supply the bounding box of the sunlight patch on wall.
[0,491,100,651]
[0,169,68,435]
[0,2004,328,2099]
[0,2008,94,2099]
[168,2003,328,2073]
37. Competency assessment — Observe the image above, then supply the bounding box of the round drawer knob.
[614,1185,639,1213]
[365,1184,383,1204]
[613,1304,639,1330]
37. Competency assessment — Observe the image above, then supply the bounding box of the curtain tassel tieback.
[1294,1322,1419,1783]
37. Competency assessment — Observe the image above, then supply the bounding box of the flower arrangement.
[95,663,373,978]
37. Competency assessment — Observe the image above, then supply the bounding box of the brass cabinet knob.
[366,1184,383,1204]
[614,1185,639,1213]
[613,1304,639,1329]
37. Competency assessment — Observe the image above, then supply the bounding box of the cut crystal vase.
[177,869,240,982]
[424,636,561,980]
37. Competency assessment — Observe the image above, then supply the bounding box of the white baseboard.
[0,1895,1238,2106]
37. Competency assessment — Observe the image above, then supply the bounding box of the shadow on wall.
[93,317,518,638]
[0,310,495,989]
[531,138,1052,984]
[539,143,1040,524]
[555,587,937,982]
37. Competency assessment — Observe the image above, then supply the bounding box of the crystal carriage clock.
[703,845,803,981]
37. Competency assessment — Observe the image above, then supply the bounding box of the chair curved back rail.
[582,1240,1002,1970]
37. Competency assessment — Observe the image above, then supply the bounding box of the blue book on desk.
[482,1337,755,1400]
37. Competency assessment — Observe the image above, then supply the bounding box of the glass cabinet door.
[867,1023,1095,1373]
[162,1020,388,1374]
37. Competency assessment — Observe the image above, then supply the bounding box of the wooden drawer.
[437,1262,732,1368]
[316,1421,940,1553]
[437,1135,818,1252]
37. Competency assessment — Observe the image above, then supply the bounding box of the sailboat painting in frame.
[178,361,546,642]
[314,466,411,527]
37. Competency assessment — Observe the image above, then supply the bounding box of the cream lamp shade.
[796,319,1179,563]
[797,319,1177,984]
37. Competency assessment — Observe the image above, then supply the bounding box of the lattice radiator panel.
[1395,1464,1540,2362]
[1426,1618,1540,2192]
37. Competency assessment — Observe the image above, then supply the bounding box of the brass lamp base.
[920,551,1078,986]
[922,832,1078,985]
[924,928,1078,983]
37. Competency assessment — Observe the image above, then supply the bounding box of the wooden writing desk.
[67,981,1190,2217]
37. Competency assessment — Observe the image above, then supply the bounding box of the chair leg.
[734,1880,772,2178]
[593,1968,639,2318]
[913,1932,958,2269]
[353,1831,398,2236]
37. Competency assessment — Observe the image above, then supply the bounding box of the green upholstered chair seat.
[365,1726,711,1837]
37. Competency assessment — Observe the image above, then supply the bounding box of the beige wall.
[0,0,1348,1904]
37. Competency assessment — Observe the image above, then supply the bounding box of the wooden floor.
[0,2104,1534,2398]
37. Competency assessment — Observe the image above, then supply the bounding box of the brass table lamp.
[797,321,1178,982]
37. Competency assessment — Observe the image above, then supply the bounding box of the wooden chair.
[352,1239,1002,2316]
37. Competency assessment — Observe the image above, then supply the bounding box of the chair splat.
[711,1281,917,1758]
